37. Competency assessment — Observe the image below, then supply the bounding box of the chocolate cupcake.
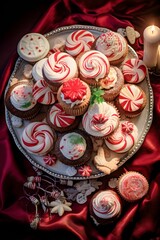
[89,189,122,226]
[5,80,41,120]
[54,129,93,167]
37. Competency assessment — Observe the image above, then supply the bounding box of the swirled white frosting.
[32,58,47,81]
[65,30,95,57]
[104,120,138,153]
[10,83,36,111]
[78,50,110,81]
[82,102,119,137]
[60,132,86,160]
[96,31,127,61]
[92,190,121,219]
[21,122,54,156]
[43,52,78,84]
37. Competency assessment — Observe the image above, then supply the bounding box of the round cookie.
[65,29,95,57]
[17,33,50,62]
[117,171,149,202]
[121,58,147,83]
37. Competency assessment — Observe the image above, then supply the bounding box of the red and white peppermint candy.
[21,122,54,156]
[78,50,110,80]
[65,30,95,57]
[32,79,56,105]
[122,58,147,83]
[49,103,76,128]
[43,52,78,84]
[78,165,92,177]
[118,84,144,112]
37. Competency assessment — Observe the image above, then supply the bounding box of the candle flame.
[151,25,155,34]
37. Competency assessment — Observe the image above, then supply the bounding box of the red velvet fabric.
[1,0,160,239]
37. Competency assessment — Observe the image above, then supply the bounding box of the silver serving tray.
[4,24,154,180]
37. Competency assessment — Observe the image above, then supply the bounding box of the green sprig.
[90,87,105,105]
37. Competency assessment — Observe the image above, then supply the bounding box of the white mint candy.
[76,193,87,204]
[11,115,23,127]
[65,166,77,176]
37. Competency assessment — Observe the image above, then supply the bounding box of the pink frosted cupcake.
[104,120,138,153]
[57,78,91,116]
[65,29,95,57]
[121,58,147,84]
[32,79,56,105]
[21,121,56,156]
[89,189,122,226]
[46,102,81,132]
[117,171,149,202]
[42,52,78,92]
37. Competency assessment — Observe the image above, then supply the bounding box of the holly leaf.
[90,87,104,105]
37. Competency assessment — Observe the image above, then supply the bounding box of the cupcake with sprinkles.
[5,80,41,120]
[115,83,147,118]
[46,102,81,132]
[54,129,93,167]
[89,189,122,226]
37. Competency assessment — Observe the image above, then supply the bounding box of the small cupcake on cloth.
[89,189,122,226]
[121,58,147,84]
[32,79,56,105]
[46,103,81,133]
[93,30,128,66]
[115,83,147,118]
[42,52,78,92]
[82,88,120,138]
[65,29,95,57]
[76,50,110,87]
[54,129,93,167]
[5,80,41,120]
[100,66,124,101]
[21,121,56,156]
[17,33,50,63]
[57,78,91,116]
[104,120,138,153]
[117,171,149,202]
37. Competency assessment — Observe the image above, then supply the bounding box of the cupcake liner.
[117,171,149,202]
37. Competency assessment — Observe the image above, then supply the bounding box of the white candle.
[156,45,160,71]
[143,25,160,68]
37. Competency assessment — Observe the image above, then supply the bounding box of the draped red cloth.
[1,0,160,239]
